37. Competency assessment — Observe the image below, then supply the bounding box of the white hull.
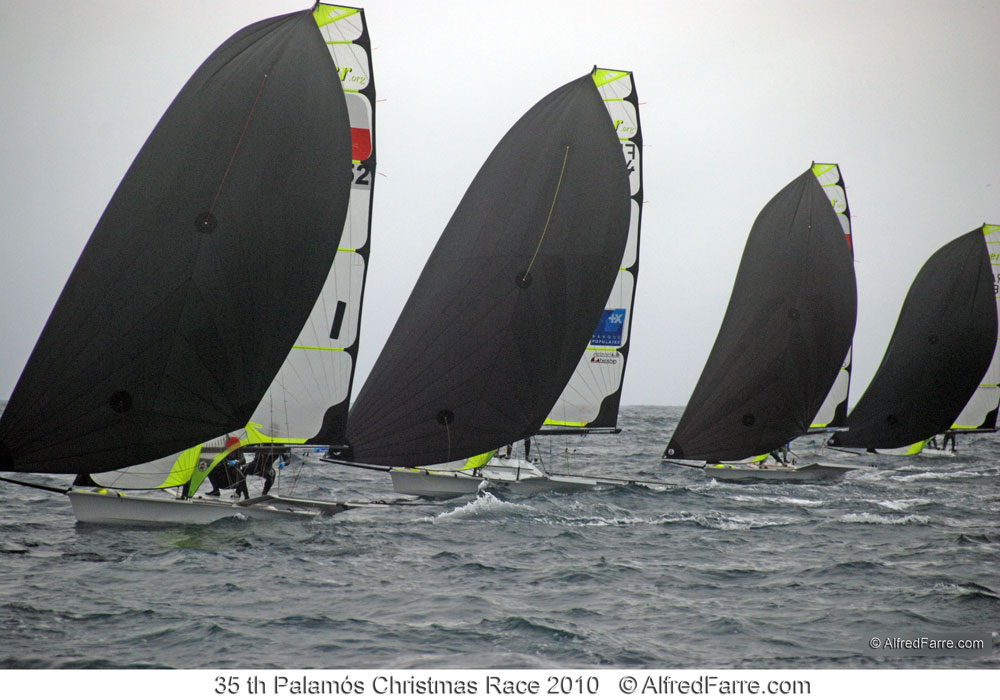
[68,489,369,525]
[703,462,859,483]
[389,458,599,498]
[874,446,956,457]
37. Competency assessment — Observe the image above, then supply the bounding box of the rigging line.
[445,418,452,462]
[0,475,71,495]
[521,145,570,282]
[208,73,269,217]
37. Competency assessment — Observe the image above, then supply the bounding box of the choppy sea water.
[0,405,997,669]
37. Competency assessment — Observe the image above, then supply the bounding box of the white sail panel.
[239,5,375,444]
[950,224,1000,430]
[811,363,851,428]
[542,68,641,430]
[810,163,853,429]
[545,351,626,425]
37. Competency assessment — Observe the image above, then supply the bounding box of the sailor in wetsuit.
[243,450,283,496]
[206,436,249,499]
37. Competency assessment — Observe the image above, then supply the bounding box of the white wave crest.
[431,492,535,520]
[839,512,931,525]
[877,498,933,511]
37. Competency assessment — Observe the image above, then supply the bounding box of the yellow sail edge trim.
[543,418,588,427]
[187,442,239,497]
[592,69,630,88]
[314,6,360,28]
[812,163,837,177]
[245,423,308,445]
[157,444,204,489]
[292,345,346,352]
[982,224,1000,236]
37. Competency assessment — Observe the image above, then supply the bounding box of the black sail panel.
[829,228,997,449]
[345,73,631,466]
[664,168,857,461]
[0,11,352,474]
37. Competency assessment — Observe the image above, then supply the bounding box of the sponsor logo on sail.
[590,352,619,365]
[590,308,626,346]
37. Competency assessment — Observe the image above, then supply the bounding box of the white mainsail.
[809,163,854,429]
[541,69,642,431]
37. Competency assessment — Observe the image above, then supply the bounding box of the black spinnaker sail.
[0,9,353,474]
[828,227,997,450]
[664,166,857,462]
[340,71,631,467]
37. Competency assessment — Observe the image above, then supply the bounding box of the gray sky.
[1,0,998,407]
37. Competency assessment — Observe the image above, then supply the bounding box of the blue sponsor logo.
[590,308,626,346]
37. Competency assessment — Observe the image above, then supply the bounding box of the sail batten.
[0,9,353,475]
[664,166,857,462]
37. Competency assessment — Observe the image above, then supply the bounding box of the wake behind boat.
[662,163,864,483]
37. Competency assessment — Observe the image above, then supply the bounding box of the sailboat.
[325,67,635,493]
[0,5,371,524]
[827,225,999,454]
[385,68,643,497]
[662,164,862,482]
